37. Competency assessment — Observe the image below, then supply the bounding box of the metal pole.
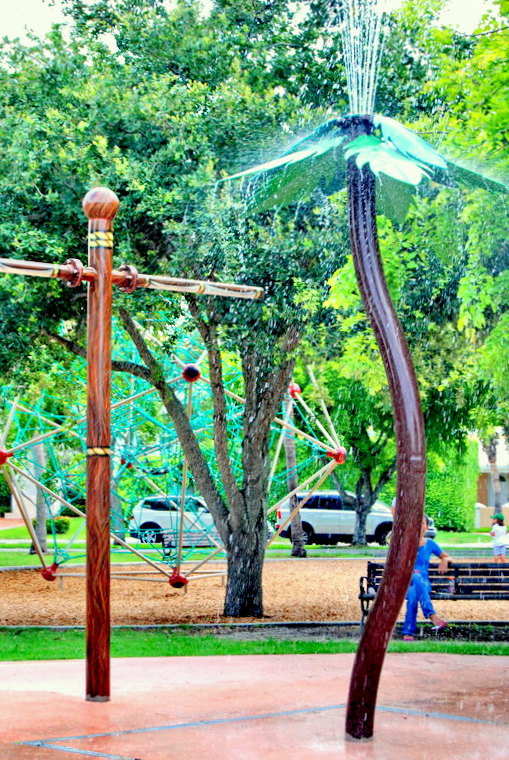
[344,120,426,740]
[82,187,119,701]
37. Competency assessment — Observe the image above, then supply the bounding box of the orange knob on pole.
[82,187,119,222]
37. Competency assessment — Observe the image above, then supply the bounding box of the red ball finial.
[82,187,119,221]
[182,364,201,383]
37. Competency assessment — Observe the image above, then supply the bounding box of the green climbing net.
[0,306,342,584]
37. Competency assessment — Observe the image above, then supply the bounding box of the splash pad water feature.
[224,0,508,742]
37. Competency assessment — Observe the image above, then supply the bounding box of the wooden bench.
[359,560,509,627]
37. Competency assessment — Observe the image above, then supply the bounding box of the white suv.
[128,495,220,547]
[275,490,393,546]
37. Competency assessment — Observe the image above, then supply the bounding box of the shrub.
[0,477,11,510]
[32,517,70,535]
[60,501,86,518]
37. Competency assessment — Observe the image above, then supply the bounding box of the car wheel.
[287,524,314,545]
[301,523,315,545]
[375,523,392,546]
[140,523,162,544]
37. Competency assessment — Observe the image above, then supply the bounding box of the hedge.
[425,440,479,531]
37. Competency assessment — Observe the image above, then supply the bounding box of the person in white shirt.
[489,512,507,563]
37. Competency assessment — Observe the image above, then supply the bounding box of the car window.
[143,499,178,512]
[144,499,174,511]
[319,495,343,510]
[341,494,356,510]
[142,497,208,512]
[185,498,204,512]
[299,495,319,509]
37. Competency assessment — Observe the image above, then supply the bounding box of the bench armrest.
[359,575,377,627]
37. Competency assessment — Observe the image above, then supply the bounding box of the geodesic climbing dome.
[0,304,345,586]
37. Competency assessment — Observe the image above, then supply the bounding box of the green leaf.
[434,161,509,195]
[247,136,347,212]
[343,134,381,160]
[346,137,428,186]
[375,174,416,226]
[219,145,319,182]
[374,115,448,170]
[220,119,350,212]
[278,118,345,155]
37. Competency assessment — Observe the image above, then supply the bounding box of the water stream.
[335,0,402,114]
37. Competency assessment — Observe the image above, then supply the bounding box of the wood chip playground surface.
[1,558,508,626]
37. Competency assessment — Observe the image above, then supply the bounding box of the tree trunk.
[33,443,47,553]
[482,435,501,511]
[224,517,266,616]
[352,471,373,546]
[352,504,370,545]
[110,488,125,545]
[283,398,306,557]
[114,309,298,618]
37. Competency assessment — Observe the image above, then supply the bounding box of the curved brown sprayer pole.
[344,154,426,739]
[83,187,119,701]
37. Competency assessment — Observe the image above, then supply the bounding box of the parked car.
[129,495,274,546]
[129,495,220,546]
[275,490,393,546]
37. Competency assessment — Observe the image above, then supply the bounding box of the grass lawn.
[0,548,227,567]
[435,529,491,544]
[0,627,508,661]
[0,525,492,569]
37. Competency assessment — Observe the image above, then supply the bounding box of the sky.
[0,0,499,41]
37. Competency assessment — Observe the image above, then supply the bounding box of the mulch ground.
[1,559,507,627]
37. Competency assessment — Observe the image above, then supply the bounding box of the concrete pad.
[1,653,508,759]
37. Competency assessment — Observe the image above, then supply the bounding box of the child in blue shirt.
[402,515,449,641]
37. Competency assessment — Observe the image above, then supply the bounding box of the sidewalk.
[0,652,507,759]
[0,519,25,530]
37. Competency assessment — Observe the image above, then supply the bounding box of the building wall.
[476,503,509,529]
[476,434,509,511]
[477,474,489,505]
[5,477,37,520]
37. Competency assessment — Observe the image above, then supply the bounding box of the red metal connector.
[41,563,59,581]
[169,570,188,589]
[182,364,201,383]
[0,450,12,465]
[325,447,347,464]
[288,381,301,398]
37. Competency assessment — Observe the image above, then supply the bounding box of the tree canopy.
[0,0,507,574]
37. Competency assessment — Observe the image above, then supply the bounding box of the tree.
[298,203,480,544]
[219,0,509,545]
[0,0,345,615]
[33,443,48,554]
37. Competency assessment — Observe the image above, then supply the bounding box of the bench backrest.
[366,561,509,598]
